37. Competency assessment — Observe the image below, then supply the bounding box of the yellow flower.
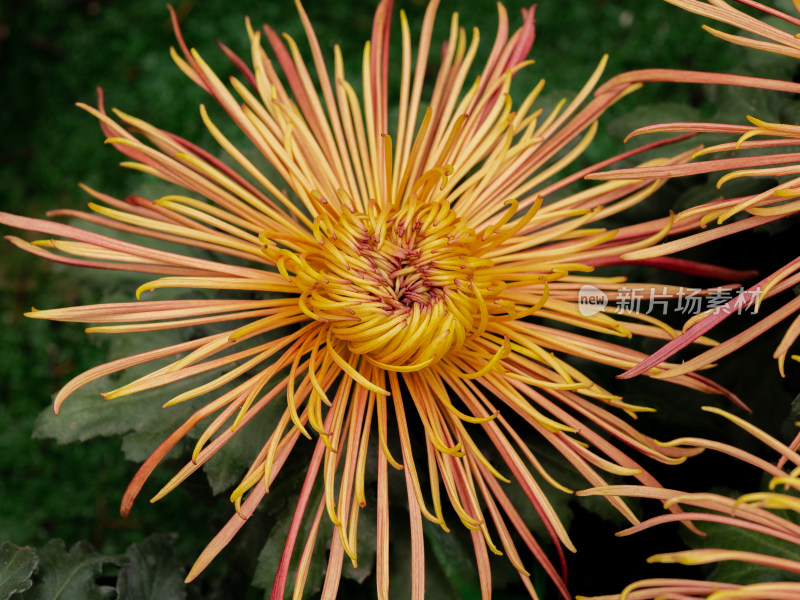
[0,1,747,597]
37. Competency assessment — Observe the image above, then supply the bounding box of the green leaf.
[675,176,778,214]
[341,510,376,584]
[119,428,187,464]
[509,433,630,537]
[607,102,702,145]
[0,543,37,600]
[202,389,288,496]
[32,377,209,478]
[252,473,330,600]
[116,534,186,600]
[685,520,800,584]
[381,515,460,600]
[422,520,480,600]
[788,393,800,423]
[20,540,115,600]
[32,326,206,448]
[340,439,378,585]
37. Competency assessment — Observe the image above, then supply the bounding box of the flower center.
[286,197,497,371]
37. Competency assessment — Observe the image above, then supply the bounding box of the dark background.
[1,1,797,598]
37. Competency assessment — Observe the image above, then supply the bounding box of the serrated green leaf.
[20,540,115,600]
[116,534,185,600]
[33,378,202,449]
[32,323,209,447]
[0,542,37,600]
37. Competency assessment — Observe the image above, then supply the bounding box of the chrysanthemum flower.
[589,0,800,380]
[0,1,752,597]
[579,406,800,600]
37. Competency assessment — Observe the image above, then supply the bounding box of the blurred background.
[1,1,797,598]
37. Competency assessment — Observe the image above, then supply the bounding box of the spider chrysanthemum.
[1,1,749,597]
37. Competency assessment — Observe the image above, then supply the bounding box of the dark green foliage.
[19,540,115,600]
[0,543,37,600]
[116,535,186,600]
[685,521,800,585]
[1,1,799,599]
[0,536,185,600]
